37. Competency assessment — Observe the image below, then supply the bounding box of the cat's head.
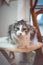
[8,20,37,41]
[13,20,29,36]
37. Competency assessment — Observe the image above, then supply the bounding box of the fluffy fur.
[8,20,36,48]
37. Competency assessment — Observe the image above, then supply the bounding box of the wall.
[0,9,1,36]
[26,0,30,22]
[0,1,17,37]
[17,0,30,22]
[0,0,30,37]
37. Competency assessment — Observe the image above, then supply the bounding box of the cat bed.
[0,37,17,48]
[0,37,42,52]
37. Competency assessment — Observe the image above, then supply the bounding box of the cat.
[8,20,28,43]
[8,20,36,48]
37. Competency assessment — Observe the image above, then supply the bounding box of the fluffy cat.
[8,20,36,48]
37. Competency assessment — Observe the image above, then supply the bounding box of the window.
[37,14,43,36]
[37,0,43,5]
[30,0,43,36]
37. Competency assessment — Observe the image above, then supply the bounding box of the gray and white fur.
[8,20,36,44]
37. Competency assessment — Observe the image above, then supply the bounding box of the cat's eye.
[14,27,19,31]
[16,27,19,30]
[23,28,26,30]
[23,28,27,31]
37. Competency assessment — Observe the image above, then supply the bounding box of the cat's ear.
[32,27,37,34]
[13,20,18,27]
[34,28,37,34]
